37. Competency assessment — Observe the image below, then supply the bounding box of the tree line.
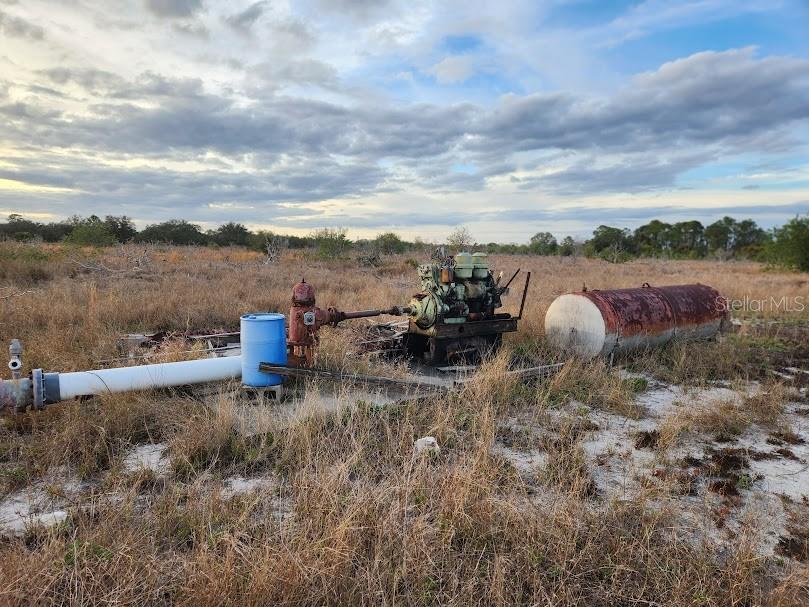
[1,212,807,272]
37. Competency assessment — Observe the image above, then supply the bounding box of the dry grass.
[744,380,796,423]
[0,392,186,484]
[657,380,798,451]
[657,397,750,451]
[540,416,596,496]
[0,390,788,606]
[1,242,808,605]
[539,358,645,418]
[687,396,752,439]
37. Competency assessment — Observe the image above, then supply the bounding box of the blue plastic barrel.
[240,313,287,387]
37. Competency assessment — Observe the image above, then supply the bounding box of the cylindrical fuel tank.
[544,283,728,358]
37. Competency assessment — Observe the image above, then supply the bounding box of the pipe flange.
[31,368,45,411]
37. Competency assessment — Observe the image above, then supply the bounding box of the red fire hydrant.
[287,279,406,367]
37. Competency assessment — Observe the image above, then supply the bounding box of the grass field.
[1,242,808,605]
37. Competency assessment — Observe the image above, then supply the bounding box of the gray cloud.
[482,49,809,155]
[252,58,340,90]
[2,46,809,232]
[225,0,270,32]
[515,152,713,195]
[0,8,44,39]
[41,67,127,93]
[308,0,394,21]
[269,19,315,49]
[1,77,475,163]
[145,0,203,18]
[0,148,387,212]
[13,48,807,168]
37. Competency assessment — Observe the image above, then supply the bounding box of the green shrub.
[769,215,809,271]
[374,232,407,255]
[65,223,116,246]
[311,227,351,260]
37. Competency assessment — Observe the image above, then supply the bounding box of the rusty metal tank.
[544,283,729,358]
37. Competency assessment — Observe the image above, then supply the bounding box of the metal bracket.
[31,368,45,410]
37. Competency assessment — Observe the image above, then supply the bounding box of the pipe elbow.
[0,377,33,414]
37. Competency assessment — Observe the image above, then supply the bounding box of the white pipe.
[57,356,243,400]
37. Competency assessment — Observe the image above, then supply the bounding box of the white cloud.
[429,55,475,84]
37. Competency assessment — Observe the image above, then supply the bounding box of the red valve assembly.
[287,279,407,367]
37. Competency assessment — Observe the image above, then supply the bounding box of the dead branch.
[0,287,35,299]
[68,255,150,274]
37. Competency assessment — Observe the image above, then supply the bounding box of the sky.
[1,0,808,241]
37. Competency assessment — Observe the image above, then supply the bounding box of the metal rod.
[508,362,565,379]
[454,363,565,384]
[516,271,531,320]
[257,363,445,390]
[259,361,566,392]
[502,268,521,290]
[338,309,388,320]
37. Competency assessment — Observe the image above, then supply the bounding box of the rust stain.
[577,283,725,340]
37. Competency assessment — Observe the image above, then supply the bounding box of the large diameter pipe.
[57,356,243,400]
[544,283,728,358]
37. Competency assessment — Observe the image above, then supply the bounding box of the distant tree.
[67,214,102,227]
[559,236,577,256]
[528,232,558,255]
[211,222,250,247]
[0,214,75,242]
[446,226,474,251]
[705,216,736,253]
[104,215,137,243]
[633,220,671,256]
[704,216,768,258]
[665,221,705,257]
[585,225,636,262]
[412,236,431,252]
[732,218,769,258]
[38,222,72,242]
[286,235,311,249]
[770,215,809,271]
[1,214,41,241]
[243,229,273,251]
[374,232,407,255]
[310,227,351,260]
[135,219,207,245]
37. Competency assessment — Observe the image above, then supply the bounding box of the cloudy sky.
[1,0,808,241]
